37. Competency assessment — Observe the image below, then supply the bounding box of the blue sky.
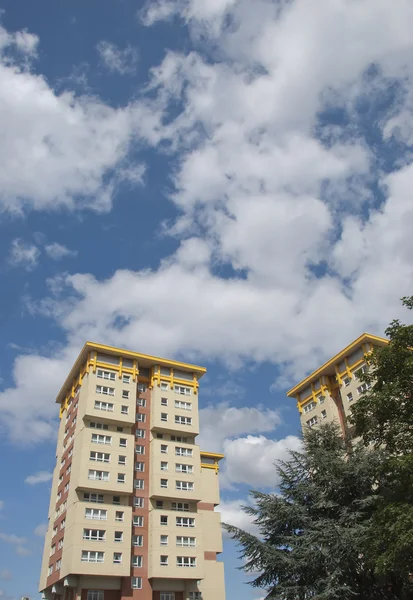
[1,1,413,599]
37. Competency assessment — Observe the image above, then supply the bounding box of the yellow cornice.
[56,341,206,405]
[200,451,224,460]
[287,333,388,398]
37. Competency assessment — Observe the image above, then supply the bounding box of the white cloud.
[8,239,40,270]
[0,570,12,581]
[24,470,53,485]
[0,23,161,216]
[0,532,30,556]
[96,41,138,75]
[34,523,47,537]
[44,243,77,260]
[217,498,259,537]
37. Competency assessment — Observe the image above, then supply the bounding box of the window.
[175,400,192,410]
[161,397,168,406]
[303,401,316,414]
[97,369,116,381]
[83,529,105,541]
[176,517,195,527]
[138,383,147,392]
[118,455,126,465]
[160,555,168,566]
[160,535,168,546]
[136,413,146,422]
[177,556,196,567]
[96,385,115,396]
[121,405,129,415]
[318,395,325,404]
[117,426,124,432]
[122,390,130,399]
[137,397,146,407]
[119,438,127,447]
[354,365,367,379]
[136,445,145,455]
[114,531,123,542]
[347,392,354,402]
[175,447,193,457]
[343,376,351,387]
[132,535,143,546]
[85,508,107,520]
[55,559,61,570]
[134,497,144,508]
[135,462,145,472]
[161,461,168,471]
[113,496,121,505]
[160,381,169,391]
[174,385,191,396]
[171,502,189,512]
[53,527,57,536]
[161,444,168,454]
[175,416,192,426]
[113,552,122,564]
[48,565,53,576]
[94,401,114,412]
[57,539,63,550]
[160,515,168,526]
[122,375,131,384]
[176,536,196,547]
[134,479,144,490]
[132,555,143,567]
[156,500,164,509]
[160,479,168,488]
[115,511,124,522]
[87,592,103,600]
[357,383,371,395]
[176,481,194,492]
[88,470,109,482]
[90,451,110,463]
[176,463,193,474]
[306,416,318,427]
[50,544,56,556]
[161,594,175,600]
[321,410,327,419]
[89,422,109,430]
[136,430,146,439]
[161,413,168,422]
[81,550,104,563]
[132,577,142,590]
[133,516,144,527]
[117,473,126,484]
[156,433,164,439]
[189,593,202,600]
[91,433,112,445]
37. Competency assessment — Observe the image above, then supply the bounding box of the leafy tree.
[224,424,405,599]
[350,296,413,586]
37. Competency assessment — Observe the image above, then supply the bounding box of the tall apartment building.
[287,333,388,435]
[39,343,226,600]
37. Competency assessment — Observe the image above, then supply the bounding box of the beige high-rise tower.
[287,333,388,435]
[39,342,226,600]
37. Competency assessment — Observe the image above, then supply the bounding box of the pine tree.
[224,424,406,599]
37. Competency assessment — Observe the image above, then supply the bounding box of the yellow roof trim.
[287,332,388,398]
[200,451,224,460]
[56,341,206,404]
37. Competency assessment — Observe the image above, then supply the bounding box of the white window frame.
[161,444,168,454]
[160,479,168,488]
[176,480,194,491]
[122,390,130,399]
[174,385,191,396]
[94,400,114,412]
[160,515,168,526]
[91,433,112,445]
[81,550,104,563]
[88,470,109,482]
[117,473,126,484]
[132,577,142,589]
[174,400,192,410]
[306,416,318,427]
[96,385,115,396]
[114,531,123,543]
[135,445,145,455]
[85,508,107,520]
[134,479,144,490]
[122,374,131,384]
[171,502,190,512]
[160,555,169,566]
[137,397,146,407]
[87,592,104,600]
[113,552,122,564]
[175,415,192,426]
[176,536,196,547]
[136,429,146,439]
[115,511,124,522]
[303,401,316,414]
[132,555,143,567]
[177,556,196,567]
[134,497,144,508]
[175,463,193,474]
[132,535,143,546]
[135,462,145,472]
[136,413,146,422]
[83,528,106,541]
[121,405,129,415]
[160,535,168,546]
[175,447,193,457]
[176,516,195,528]
[97,369,116,381]
[119,438,127,447]
[90,451,110,463]
[133,516,144,527]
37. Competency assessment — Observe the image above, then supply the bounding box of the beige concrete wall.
[200,467,220,506]
[150,384,200,436]
[299,388,340,430]
[201,510,222,554]
[340,361,367,419]
[197,561,225,600]
[149,438,202,501]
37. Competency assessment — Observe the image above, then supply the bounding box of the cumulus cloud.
[44,243,77,260]
[0,533,30,556]
[217,498,259,537]
[24,471,53,485]
[34,523,47,537]
[0,569,12,581]
[8,239,40,270]
[96,41,138,75]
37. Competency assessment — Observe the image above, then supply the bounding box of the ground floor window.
[87,592,103,600]
[160,593,175,600]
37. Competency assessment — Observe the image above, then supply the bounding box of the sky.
[1,0,413,598]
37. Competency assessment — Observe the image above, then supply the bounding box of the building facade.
[287,333,388,435]
[39,343,225,600]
